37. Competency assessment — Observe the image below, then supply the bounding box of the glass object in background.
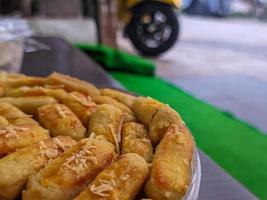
[0,18,32,72]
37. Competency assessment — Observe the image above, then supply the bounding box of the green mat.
[76,44,155,76]
[111,72,267,200]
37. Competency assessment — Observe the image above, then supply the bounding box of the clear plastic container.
[183,149,201,200]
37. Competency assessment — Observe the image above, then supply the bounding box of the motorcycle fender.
[126,0,181,8]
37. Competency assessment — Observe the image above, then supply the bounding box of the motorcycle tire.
[128,2,179,56]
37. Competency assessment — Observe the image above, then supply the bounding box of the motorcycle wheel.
[128,2,179,56]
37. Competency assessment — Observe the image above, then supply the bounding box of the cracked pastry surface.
[74,153,149,200]
[0,136,76,200]
[23,138,116,200]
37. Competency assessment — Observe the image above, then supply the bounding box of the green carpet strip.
[76,44,155,76]
[111,72,267,200]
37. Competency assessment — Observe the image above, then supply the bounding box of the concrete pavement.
[119,15,267,133]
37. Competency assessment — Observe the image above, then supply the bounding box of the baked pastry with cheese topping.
[93,95,136,122]
[99,88,136,108]
[38,103,86,141]
[6,86,68,102]
[23,138,116,200]
[0,102,30,119]
[62,92,97,126]
[46,72,100,98]
[74,153,149,200]
[0,136,76,200]
[145,124,195,200]
[121,122,153,163]
[132,97,181,144]
[2,75,45,88]
[88,104,124,153]
[132,97,163,128]
[0,115,9,126]
[0,123,50,158]
[0,96,58,116]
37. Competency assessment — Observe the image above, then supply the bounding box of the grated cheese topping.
[53,137,67,151]
[70,93,96,107]
[90,178,117,197]
[55,105,67,118]
[62,142,98,174]
[165,191,171,198]
[39,141,59,162]
[121,174,130,181]
[89,132,95,139]
[108,125,120,154]
[0,125,29,139]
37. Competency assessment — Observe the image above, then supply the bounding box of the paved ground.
[119,15,267,133]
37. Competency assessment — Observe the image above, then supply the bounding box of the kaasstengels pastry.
[62,92,97,126]
[0,116,9,126]
[93,95,136,122]
[3,75,45,88]
[121,122,153,163]
[149,105,182,144]
[0,96,58,115]
[99,88,136,108]
[88,104,124,153]
[132,97,181,144]
[145,124,195,200]
[23,138,116,200]
[0,123,50,158]
[6,86,68,102]
[132,97,163,128]
[46,72,100,98]
[38,103,86,141]
[0,136,76,200]
[0,102,29,119]
[74,153,149,200]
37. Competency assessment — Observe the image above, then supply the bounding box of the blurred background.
[0,0,267,199]
[1,0,266,131]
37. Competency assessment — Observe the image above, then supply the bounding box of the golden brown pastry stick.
[4,76,45,88]
[0,115,9,126]
[99,88,136,108]
[0,71,26,81]
[6,86,68,102]
[93,95,136,122]
[46,72,100,97]
[149,106,182,144]
[0,136,76,200]
[145,124,195,200]
[88,104,124,153]
[0,103,49,157]
[0,96,58,116]
[23,138,116,200]
[38,103,86,141]
[121,122,153,163]
[74,153,149,200]
[0,102,40,126]
[132,97,163,128]
[132,97,182,144]
[0,102,29,119]
[62,92,97,126]
[0,123,50,158]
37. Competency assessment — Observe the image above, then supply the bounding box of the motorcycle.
[118,0,181,56]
